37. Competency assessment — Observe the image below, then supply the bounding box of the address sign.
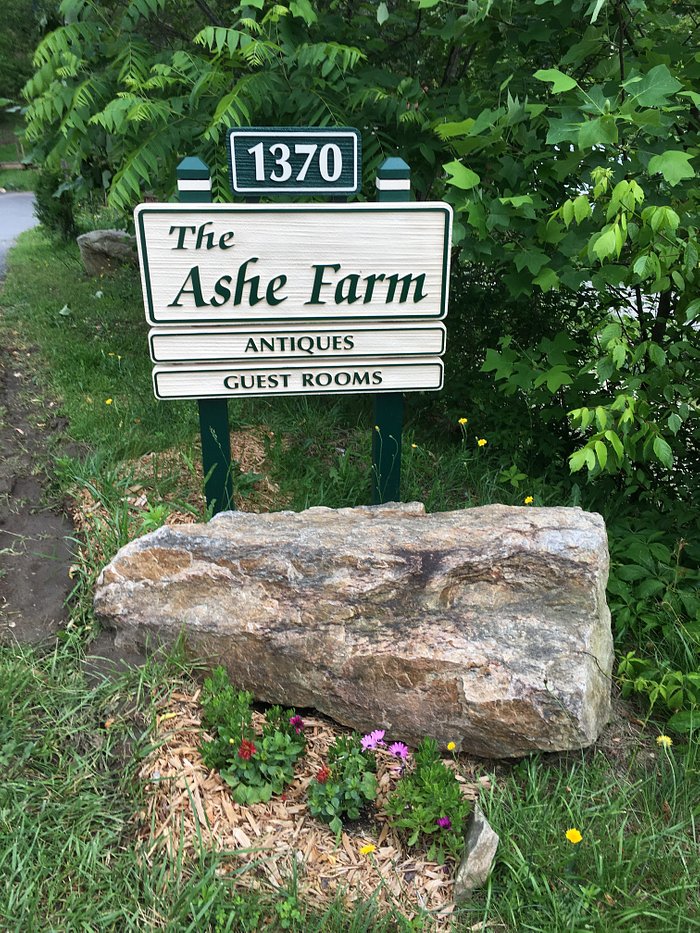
[228,126,361,195]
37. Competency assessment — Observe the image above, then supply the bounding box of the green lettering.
[306,263,341,304]
[335,274,361,304]
[385,273,427,304]
[169,266,206,307]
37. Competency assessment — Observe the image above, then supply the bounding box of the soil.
[0,329,74,646]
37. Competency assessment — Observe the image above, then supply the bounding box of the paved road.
[0,191,38,278]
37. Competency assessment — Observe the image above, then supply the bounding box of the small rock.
[454,804,499,901]
[76,229,137,276]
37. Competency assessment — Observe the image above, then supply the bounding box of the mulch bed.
[134,686,492,928]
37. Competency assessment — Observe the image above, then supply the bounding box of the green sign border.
[147,323,447,363]
[135,203,452,326]
[228,126,361,195]
[152,359,445,400]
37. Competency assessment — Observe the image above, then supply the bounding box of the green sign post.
[372,157,410,504]
[176,156,233,514]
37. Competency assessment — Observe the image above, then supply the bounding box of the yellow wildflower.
[656,735,673,748]
[565,828,583,845]
[374,425,380,432]
[477,438,487,447]
[411,443,418,449]
[105,398,113,405]
[458,417,468,425]
[524,496,534,505]
[447,742,456,751]
[359,844,376,855]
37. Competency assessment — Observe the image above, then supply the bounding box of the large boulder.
[94,503,613,757]
[76,229,137,276]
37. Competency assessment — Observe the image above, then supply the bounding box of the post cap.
[177,156,210,180]
[377,157,410,180]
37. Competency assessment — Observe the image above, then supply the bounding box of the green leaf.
[647,151,695,187]
[592,226,617,261]
[594,440,607,470]
[377,1,389,24]
[533,267,560,292]
[652,436,673,469]
[443,160,480,190]
[569,449,588,473]
[667,413,681,435]
[625,64,682,108]
[578,115,618,149]
[604,430,624,459]
[685,299,700,322]
[573,195,591,223]
[666,710,698,734]
[289,0,317,24]
[533,68,577,93]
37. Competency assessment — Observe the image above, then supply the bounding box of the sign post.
[176,156,233,514]
[372,157,411,505]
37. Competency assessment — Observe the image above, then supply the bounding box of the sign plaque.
[228,126,361,195]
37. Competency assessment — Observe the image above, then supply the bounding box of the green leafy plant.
[33,167,78,240]
[199,667,305,803]
[307,734,377,836]
[385,738,471,864]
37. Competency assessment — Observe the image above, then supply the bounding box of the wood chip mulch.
[134,688,492,928]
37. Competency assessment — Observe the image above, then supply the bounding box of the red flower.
[316,764,331,784]
[237,739,256,760]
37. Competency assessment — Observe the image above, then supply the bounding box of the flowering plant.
[384,738,471,863]
[307,734,377,835]
[199,667,306,805]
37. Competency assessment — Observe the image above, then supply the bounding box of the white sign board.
[148,323,446,363]
[134,203,452,326]
[152,359,444,400]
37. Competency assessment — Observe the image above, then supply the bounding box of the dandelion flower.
[105,398,113,405]
[359,844,376,855]
[565,828,583,844]
[524,496,534,505]
[477,438,487,447]
[447,741,456,752]
[656,735,673,748]
[411,443,418,449]
[458,417,468,425]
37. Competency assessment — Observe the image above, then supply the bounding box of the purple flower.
[361,729,386,751]
[289,715,304,734]
[388,742,410,760]
[436,817,452,830]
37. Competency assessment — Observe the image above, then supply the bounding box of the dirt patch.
[0,328,74,646]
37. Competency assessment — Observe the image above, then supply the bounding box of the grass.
[1,226,699,930]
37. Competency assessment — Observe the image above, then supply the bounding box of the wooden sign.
[134,203,452,326]
[148,322,446,363]
[152,359,444,400]
[228,126,361,195]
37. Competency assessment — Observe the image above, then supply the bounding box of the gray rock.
[454,804,499,901]
[76,229,137,276]
[94,502,614,757]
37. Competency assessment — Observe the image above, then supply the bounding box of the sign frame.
[152,358,444,401]
[134,201,453,326]
[148,322,447,364]
[228,126,362,195]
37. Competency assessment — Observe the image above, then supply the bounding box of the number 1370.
[247,142,342,183]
